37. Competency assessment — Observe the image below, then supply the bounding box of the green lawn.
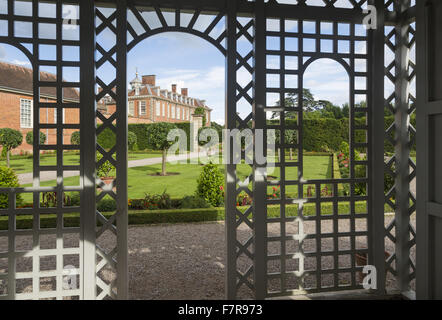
[1,151,164,174]
[18,155,331,203]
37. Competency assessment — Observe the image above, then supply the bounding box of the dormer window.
[135,87,140,96]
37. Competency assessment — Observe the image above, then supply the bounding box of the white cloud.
[0,45,5,59]
[152,66,225,122]
[303,58,350,106]
[11,59,31,66]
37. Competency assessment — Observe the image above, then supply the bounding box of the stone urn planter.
[100,176,115,185]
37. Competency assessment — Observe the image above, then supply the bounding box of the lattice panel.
[0,0,82,300]
[265,0,368,8]
[233,15,256,299]
[383,0,416,292]
[264,16,370,296]
[126,3,227,54]
[94,4,120,300]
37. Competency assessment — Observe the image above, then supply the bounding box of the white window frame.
[155,100,160,116]
[20,98,33,128]
[53,108,66,124]
[176,107,180,119]
[128,101,135,116]
[162,102,165,117]
[139,101,146,116]
[171,105,175,119]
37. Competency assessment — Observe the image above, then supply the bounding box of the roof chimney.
[181,88,188,97]
[142,75,156,86]
[171,84,177,93]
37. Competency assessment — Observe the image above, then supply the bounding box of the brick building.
[0,61,80,154]
[98,72,212,126]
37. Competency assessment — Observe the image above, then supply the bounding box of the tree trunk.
[6,150,10,168]
[161,149,167,176]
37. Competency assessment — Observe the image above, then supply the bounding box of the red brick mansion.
[0,61,79,154]
[98,72,212,126]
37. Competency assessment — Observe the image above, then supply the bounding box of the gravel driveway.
[0,215,416,299]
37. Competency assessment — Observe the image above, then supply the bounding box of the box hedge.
[0,201,383,230]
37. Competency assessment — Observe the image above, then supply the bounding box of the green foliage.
[194,106,207,126]
[145,122,178,151]
[95,123,192,151]
[180,195,211,209]
[70,131,80,145]
[97,127,116,150]
[143,190,172,210]
[267,118,372,152]
[128,131,137,151]
[97,198,116,212]
[26,131,46,145]
[196,163,224,207]
[0,128,23,152]
[96,152,114,178]
[40,192,72,208]
[1,202,382,230]
[0,166,22,208]
[198,126,221,147]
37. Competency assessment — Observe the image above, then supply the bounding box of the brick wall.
[0,91,79,154]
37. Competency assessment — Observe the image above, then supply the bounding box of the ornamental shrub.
[196,163,224,207]
[71,131,80,145]
[26,131,46,145]
[0,166,22,208]
[144,190,172,210]
[96,152,114,178]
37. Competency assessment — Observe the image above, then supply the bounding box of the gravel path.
[0,215,416,299]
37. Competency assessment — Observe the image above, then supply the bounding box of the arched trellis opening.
[93,2,258,300]
[2,0,437,300]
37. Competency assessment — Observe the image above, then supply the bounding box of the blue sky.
[127,33,226,124]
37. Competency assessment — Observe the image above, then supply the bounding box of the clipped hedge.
[269,115,416,153]
[0,201,387,230]
[97,122,192,151]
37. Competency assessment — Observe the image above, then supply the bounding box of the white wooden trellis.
[0,0,430,300]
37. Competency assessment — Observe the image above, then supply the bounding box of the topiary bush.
[0,128,23,167]
[0,166,22,208]
[70,131,80,145]
[128,131,137,151]
[97,198,117,212]
[196,163,224,207]
[26,131,46,145]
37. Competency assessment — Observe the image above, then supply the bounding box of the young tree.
[145,122,177,176]
[26,131,46,146]
[0,128,23,167]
